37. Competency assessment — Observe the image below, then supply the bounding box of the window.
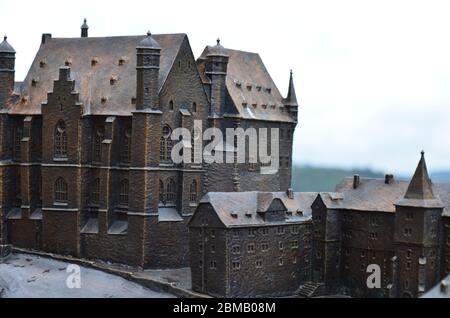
[232,260,240,271]
[54,121,67,158]
[261,243,269,252]
[119,179,129,206]
[192,102,197,113]
[232,229,240,238]
[91,178,100,205]
[159,180,165,204]
[407,250,412,259]
[278,257,284,266]
[247,243,255,253]
[232,245,240,254]
[256,259,263,268]
[406,261,411,270]
[199,243,203,252]
[404,228,412,237]
[93,126,104,162]
[291,226,299,234]
[279,242,284,250]
[291,240,299,249]
[210,229,216,238]
[210,260,217,270]
[169,100,174,111]
[54,177,68,203]
[406,212,414,221]
[211,245,216,253]
[122,127,131,164]
[370,232,378,240]
[277,226,285,235]
[189,180,198,203]
[160,125,173,162]
[248,228,257,237]
[14,126,23,160]
[262,228,269,235]
[293,256,297,264]
[166,178,176,203]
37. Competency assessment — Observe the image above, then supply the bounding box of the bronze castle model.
[1,21,448,298]
[0,21,297,269]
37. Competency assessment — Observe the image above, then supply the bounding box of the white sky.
[1,0,450,175]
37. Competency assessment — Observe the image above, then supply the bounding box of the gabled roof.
[9,34,186,116]
[334,177,450,213]
[198,191,318,228]
[198,47,295,123]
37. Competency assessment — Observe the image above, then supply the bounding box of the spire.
[404,151,435,200]
[285,69,298,106]
[137,31,161,49]
[81,18,89,38]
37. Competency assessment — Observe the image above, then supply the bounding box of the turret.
[284,70,298,122]
[81,18,89,38]
[0,36,15,109]
[136,31,161,110]
[206,39,229,117]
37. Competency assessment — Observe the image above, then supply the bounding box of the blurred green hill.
[291,165,450,192]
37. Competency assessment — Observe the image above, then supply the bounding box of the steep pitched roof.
[398,152,444,208]
[334,177,449,213]
[198,191,318,228]
[198,47,295,123]
[9,34,186,116]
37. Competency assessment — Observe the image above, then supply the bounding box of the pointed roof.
[207,38,228,57]
[137,31,161,50]
[0,36,15,53]
[284,70,297,107]
[397,151,444,208]
[81,18,89,30]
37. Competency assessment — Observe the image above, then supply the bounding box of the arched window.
[159,179,165,204]
[54,121,67,158]
[192,102,197,113]
[91,178,100,205]
[93,126,104,162]
[190,180,198,203]
[119,179,129,206]
[169,100,174,111]
[54,177,68,203]
[160,125,173,162]
[122,127,132,164]
[166,178,176,203]
[14,125,23,160]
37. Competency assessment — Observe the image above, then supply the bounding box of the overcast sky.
[1,0,449,175]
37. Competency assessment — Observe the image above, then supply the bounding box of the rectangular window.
[247,243,255,253]
[261,243,269,252]
[279,242,284,250]
[291,240,299,249]
[262,228,269,235]
[278,257,284,266]
[211,245,216,253]
[232,260,241,271]
[277,226,285,235]
[233,229,240,238]
[210,229,216,238]
[256,259,263,268]
[248,228,257,237]
[232,245,240,254]
[210,260,217,270]
[291,226,299,234]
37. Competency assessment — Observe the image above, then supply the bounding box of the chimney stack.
[385,174,394,184]
[81,18,89,38]
[286,188,294,199]
[353,175,360,189]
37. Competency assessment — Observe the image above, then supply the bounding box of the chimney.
[41,33,52,44]
[385,174,394,184]
[286,188,294,199]
[353,175,360,189]
[81,18,89,38]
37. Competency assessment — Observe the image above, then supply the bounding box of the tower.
[394,151,444,297]
[206,39,229,117]
[0,36,15,109]
[81,18,89,38]
[0,35,15,258]
[284,70,298,122]
[136,31,161,110]
[130,32,162,267]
